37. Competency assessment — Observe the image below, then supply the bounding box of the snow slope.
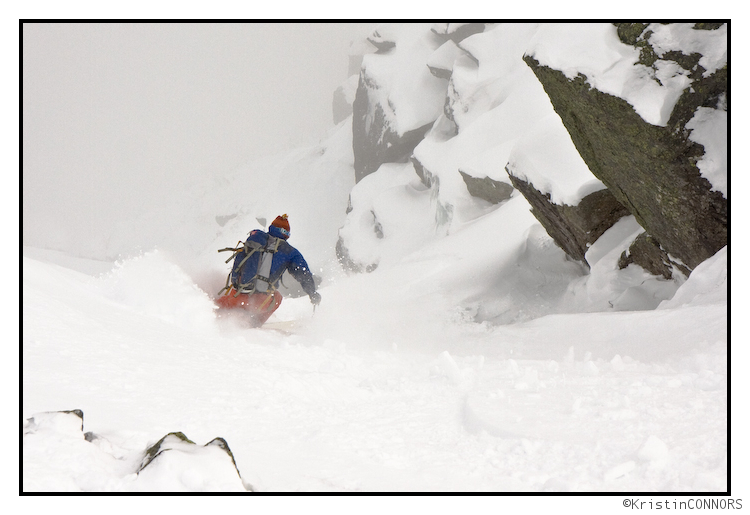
[23,236,728,493]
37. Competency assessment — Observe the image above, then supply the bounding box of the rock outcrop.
[352,73,434,183]
[508,174,631,266]
[430,23,487,44]
[23,409,252,492]
[351,25,482,184]
[138,431,247,490]
[341,22,726,290]
[522,24,727,273]
[24,409,85,434]
[618,231,691,279]
[460,171,514,205]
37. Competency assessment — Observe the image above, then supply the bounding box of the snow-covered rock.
[135,432,249,492]
[352,24,448,182]
[523,23,727,272]
[344,22,726,287]
[23,410,250,492]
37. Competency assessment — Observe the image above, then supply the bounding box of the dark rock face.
[459,171,514,205]
[618,232,691,279]
[410,156,453,226]
[367,30,396,53]
[523,45,727,272]
[139,433,242,477]
[411,156,434,188]
[507,173,631,266]
[138,431,250,490]
[352,24,490,185]
[139,431,195,472]
[205,437,241,475]
[352,74,434,183]
[428,62,453,80]
[431,23,487,43]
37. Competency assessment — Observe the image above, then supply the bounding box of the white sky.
[22,22,375,252]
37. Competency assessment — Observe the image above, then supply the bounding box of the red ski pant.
[215,288,283,327]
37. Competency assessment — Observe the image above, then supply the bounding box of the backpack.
[217,234,283,297]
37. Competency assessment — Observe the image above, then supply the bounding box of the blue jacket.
[230,229,316,296]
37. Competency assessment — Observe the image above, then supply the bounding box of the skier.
[216,214,321,327]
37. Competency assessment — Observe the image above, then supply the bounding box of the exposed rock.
[613,23,650,46]
[618,232,690,279]
[668,59,727,130]
[63,409,84,420]
[335,236,356,272]
[352,76,432,182]
[367,29,396,53]
[336,195,380,273]
[139,431,196,472]
[335,204,383,273]
[428,64,452,81]
[523,48,727,272]
[410,156,453,227]
[443,79,461,128]
[24,410,252,492]
[138,431,251,491]
[372,210,384,239]
[83,431,100,443]
[351,26,449,184]
[459,171,514,205]
[411,156,433,188]
[205,437,241,476]
[431,23,487,44]
[693,22,726,30]
[427,39,465,80]
[507,173,631,266]
[335,235,378,274]
[24,409,84,434]
[352,73,434,183]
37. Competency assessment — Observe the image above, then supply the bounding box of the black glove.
[310,292,321,306]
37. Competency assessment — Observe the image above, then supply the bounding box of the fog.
[22,22,374,256]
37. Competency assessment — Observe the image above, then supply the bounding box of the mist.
[22,22,374,257]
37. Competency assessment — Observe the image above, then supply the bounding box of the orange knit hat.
[270,214,290,239]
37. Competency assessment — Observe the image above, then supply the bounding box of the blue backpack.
[217,230,315,298]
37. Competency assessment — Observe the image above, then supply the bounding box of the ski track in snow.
[22,249,728,493]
